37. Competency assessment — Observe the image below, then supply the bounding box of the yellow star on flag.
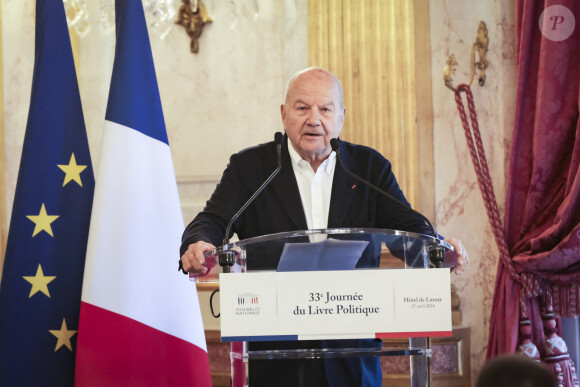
[22,264,56,298]
[26,203,59,237]
[49,318,77,352]
[57,153,87,187]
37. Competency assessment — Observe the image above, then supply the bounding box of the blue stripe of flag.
[105,0,168,144]
[222,335,299,342]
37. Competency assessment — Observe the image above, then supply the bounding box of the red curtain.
[487,0,580,372]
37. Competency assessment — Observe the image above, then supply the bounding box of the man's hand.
[180,241,216,273]
[443,237,469,275]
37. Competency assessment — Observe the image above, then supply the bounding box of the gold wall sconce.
[444,21,489,92]
[176,0,212,54]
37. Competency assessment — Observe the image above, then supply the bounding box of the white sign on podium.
[220,268,451,342]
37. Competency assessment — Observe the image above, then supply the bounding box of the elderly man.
[180,67,468,386]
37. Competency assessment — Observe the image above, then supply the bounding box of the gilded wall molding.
[307,0,434,218]
[0,0,7,277]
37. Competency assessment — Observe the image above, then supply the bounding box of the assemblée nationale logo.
[235,293,260,316]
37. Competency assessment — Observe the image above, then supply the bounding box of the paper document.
[277,238,369,271]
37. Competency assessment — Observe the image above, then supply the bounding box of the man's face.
[281,70,345,166]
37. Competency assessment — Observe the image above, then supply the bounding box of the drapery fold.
[487,1,580,384]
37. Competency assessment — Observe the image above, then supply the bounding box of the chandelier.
[63,0,180,39]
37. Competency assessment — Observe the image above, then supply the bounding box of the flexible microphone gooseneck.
[218,132,285,273]
[330,138,446,268]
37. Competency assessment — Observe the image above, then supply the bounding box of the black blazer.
[181,135,431,253]
[180,135,433,386]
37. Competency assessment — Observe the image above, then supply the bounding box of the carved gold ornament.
[444,21,489,92]
[176,0,212,54]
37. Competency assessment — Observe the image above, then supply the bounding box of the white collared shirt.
[288,142,336,230]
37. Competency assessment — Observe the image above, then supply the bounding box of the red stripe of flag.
[76,302,212,387]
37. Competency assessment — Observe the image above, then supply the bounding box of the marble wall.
[2,0,517,382]
[3,0,35,223]
[2,0,308,224]
[430,0,516,381]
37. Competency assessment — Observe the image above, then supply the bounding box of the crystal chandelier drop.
[63,0,179,39]
[63,0,91,37]
[143,0,177,39]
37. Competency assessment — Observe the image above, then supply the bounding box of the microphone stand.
[330,138,447,268]
[218,132,284,273]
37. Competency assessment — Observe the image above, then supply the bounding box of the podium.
[192,228,454,387]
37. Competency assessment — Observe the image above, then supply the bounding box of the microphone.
[218,132,285,272]
[330,138,447,268]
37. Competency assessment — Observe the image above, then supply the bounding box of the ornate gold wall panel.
[308,0,434,217]
[0,0,6,278]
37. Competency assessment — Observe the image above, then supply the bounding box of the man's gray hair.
[284,67,344,108]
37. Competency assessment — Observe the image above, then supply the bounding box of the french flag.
[75,0,212,386]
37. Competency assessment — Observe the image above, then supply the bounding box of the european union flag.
[0,0,94,385]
